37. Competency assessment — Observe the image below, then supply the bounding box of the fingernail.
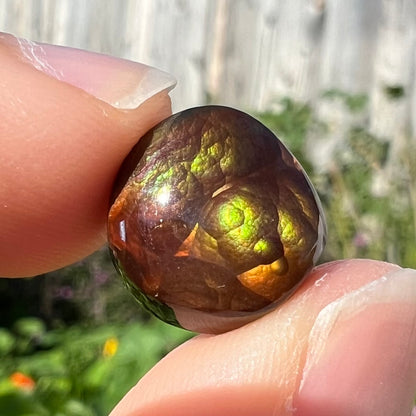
[1,32,176,109]
[296,268,416,415]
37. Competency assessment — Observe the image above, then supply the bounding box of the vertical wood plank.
[0,0,415,136]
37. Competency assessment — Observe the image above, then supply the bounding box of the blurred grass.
[257,94,416,268]
[0,317,192,416]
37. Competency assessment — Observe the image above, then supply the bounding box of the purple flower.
[94,270,110,285]
[54,286,74,300]
[353,232,369,248]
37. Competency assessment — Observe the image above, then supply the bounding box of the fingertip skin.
[110,260,416,416]
[294,302,416,416]
[293,266,416,416]
[0,45,172,276]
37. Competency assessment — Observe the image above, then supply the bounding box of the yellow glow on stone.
[218,204,244,230]
[175,224,199,257]
[279,211,299,244]
[216,195,260,246]
[237,257,289,300]
[208,142,221,157]
[156,185,171,206]
[190,153,204,174]
[254,238,271,254]
[155,166,174,185]
[191,130,223,176]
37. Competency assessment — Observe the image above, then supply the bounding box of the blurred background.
[1,1,415,415]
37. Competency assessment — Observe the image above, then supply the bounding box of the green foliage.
[256,96,415,268]
[384,85,405,100]
[322,89,368,112]
[0,317,192,416]
[256,98,315,171]
[322,126,415,266]
[0,329,14,356]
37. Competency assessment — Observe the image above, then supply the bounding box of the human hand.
[1,34,415,415]
[0,32,174,277]
[110,259,416,416]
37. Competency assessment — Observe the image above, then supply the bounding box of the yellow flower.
[103,337,119,358]
[9,372,35,391]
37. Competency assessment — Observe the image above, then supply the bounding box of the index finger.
[0,33,175,277]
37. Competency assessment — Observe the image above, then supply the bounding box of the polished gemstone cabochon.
[108,106,326,333]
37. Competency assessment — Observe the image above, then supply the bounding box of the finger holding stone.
[0,32,175,277]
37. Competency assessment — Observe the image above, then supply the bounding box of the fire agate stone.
[108,106,326,333]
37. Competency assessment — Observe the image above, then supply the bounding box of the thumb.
[0,32,175,277]
[110,260,416,416]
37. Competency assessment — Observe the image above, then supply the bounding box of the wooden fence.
[1,0,415,146]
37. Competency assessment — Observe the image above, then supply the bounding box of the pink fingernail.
[295,268,416,416]
[1,32,176,109]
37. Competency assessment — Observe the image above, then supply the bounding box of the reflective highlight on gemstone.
[108,106,326,333]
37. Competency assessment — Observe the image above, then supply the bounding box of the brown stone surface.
[108,106,326,327]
